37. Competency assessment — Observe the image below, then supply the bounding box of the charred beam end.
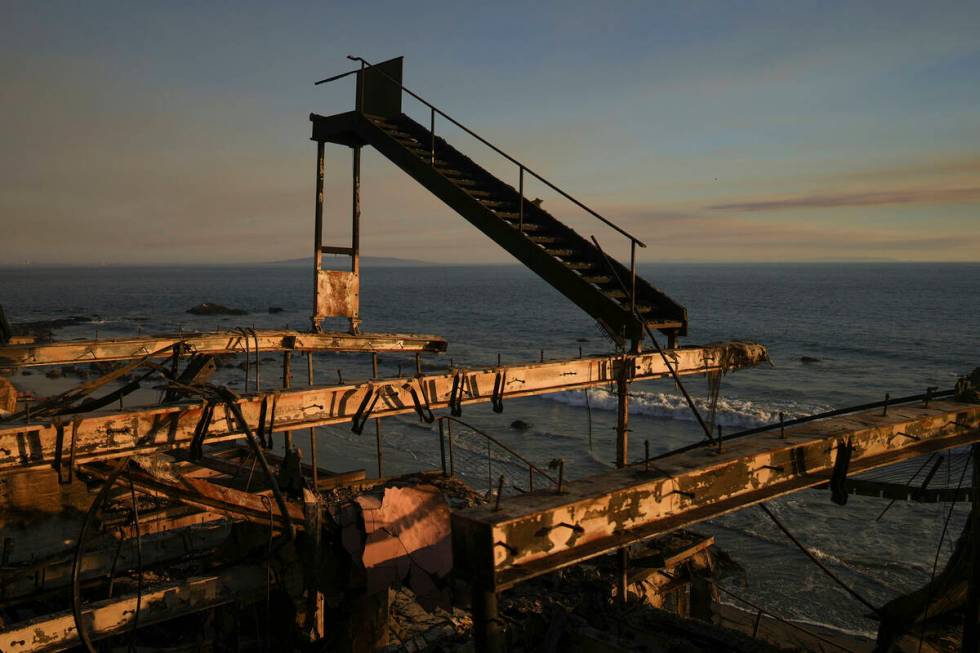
[451,400,980,591]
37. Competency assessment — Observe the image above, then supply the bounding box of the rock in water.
[268,306,285,314]
[186,303,248,316]
[510,419,531,430]
[800,356,820,364]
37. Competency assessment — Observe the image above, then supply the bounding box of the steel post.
[472,587,503,653]
[311,141,325,332]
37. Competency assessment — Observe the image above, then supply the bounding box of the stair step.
[435,167,467,177]
[387,129,415,138]
[408,150,451,166]
[395,136,422,147]
[581,275,613,284]
[359,113,687,335]
[508,222,546,232]
[478,198,514,208]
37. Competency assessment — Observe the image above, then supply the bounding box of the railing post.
[438,418,447,476]
[447,419,454,476]
[487,440,492,494]
[518,166,525,233]
[430,107,436,166]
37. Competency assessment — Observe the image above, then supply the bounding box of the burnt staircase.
[311,60,687,344]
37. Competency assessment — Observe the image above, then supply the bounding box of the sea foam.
[540,388,829,429]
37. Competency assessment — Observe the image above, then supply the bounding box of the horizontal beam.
[0,563,299,652]
[0,521,232,603]
[451,400,980,590]
[82,461,308,529]
[0,343,767,475]
[841,477,973,503]
[0,328,448,368]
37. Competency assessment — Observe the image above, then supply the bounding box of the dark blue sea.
[2,262,978,636]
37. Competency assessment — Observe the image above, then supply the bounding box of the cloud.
[707,187,980,212]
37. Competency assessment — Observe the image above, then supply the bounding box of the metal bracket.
[491,370,506,414]
[53,417,79,485]
[449,370,466,417]
[830,437,854,505]
[404,379,435,424]
[351,386,381,435]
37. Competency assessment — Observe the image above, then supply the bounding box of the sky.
[1,1,978,265]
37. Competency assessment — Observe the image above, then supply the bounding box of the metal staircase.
[311,57,687,345]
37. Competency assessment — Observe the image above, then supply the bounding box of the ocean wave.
[541,388,829,429]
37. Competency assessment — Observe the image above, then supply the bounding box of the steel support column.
[615,355,630,605]
[283,351,293,450]
[472,586,503,653]
[349,144,362,334]
[311,141,326,332]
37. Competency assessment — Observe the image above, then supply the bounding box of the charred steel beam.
[0,329,448,368]
[451,400,980,590]
[0,520,232,603]
[0,563,300,652]
[0,343,767,475]
[81,462,307,529]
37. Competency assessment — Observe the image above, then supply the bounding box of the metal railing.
[436,416,558,495]
[316,56,645,315]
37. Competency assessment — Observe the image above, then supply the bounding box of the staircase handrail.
[315,56,648,252]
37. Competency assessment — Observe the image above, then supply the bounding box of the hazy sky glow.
[2,1,978,264]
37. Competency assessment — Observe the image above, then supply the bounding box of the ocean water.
[2,262,978,636]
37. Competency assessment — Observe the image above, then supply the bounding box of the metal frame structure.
[1,57,977,653]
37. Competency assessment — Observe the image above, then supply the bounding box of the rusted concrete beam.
[0,563,300,652]
[0,342,767,475]
[452,400,980,590]
[0,328,448,368]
